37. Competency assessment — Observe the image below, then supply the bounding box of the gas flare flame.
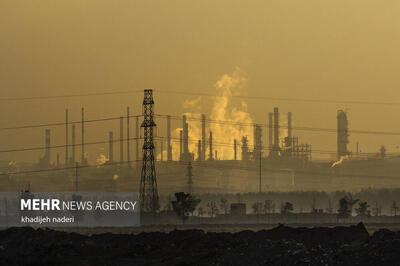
[96,154,109,166]
[331,155,349,167]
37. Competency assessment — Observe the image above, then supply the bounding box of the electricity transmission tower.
[139,89,159,212]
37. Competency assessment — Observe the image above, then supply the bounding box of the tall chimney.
[179,130,183,160]
[81,108,85,164]
[201,114,206,161]
[127,107,130,165]
[135,116,139,161]
[287,112,292,139]
[160,141,164,161]
[337,110,349,159]
[45,129,51,165]
[71,124,76,164]
[120,116,124,162]
[183,115,189,157]
[234,139,237,160]
[268,112,273,153]
[65,109,69,167]
[273,107,279,150]
[197,140,201,160]
[254,124,262,159]
[109,131,114,163]
[167,115,172,161]
[209,131,213,160]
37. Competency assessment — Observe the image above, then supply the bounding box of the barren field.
[2,223,400,265]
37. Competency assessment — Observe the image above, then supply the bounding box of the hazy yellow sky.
[1,0,400,163]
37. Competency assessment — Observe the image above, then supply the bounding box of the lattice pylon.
[139,89,160,213]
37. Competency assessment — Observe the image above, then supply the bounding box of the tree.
[207,201,219,217]
[172,192,200,224]
[281,202,294,215]
[337,194,359,220]
[392,201,399,216]
[219,198,229,215]
[338,198,351,220]
[252,202,263,215]
[355,201,370,217]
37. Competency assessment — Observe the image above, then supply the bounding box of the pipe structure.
[109,131,114,163]
[65,109,69,167]
[81,108,85,164]
[273,107,279,150]
[167,115,172,161]
[127,107,130,166]
[72,124,76,164]
[201,114,206,161]
[120,116,124,162]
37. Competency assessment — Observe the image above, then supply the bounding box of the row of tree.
[170,192,400,224]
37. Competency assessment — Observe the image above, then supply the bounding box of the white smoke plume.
[167,69,254,160]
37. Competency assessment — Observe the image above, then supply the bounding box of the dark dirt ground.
[1,223,400,266]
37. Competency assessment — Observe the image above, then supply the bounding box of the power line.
[2,88,399,106]
[0,90,143,102]
[0,159,142,176]
[3,156,400,182]
[155,136,400,158]
[5,112,399,137]
[156,114,400,136]
[179,160,400,181]
[157,90,400,107]
[0,115,142,131]
[0,137,143,153]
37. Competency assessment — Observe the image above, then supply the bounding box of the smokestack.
[161,141,164,161]
[273,107,279,150]
[197,140,201,160]
[201,114,206,161]
[337,110,349,159]
[71,124,76,164]
[109,131,114,163]
[45,129,50,165]
[287,112,292,140]
[167,115,172,161]
[254,125,262,159]
[179,130,183,160]
[268,112,273,152]
[127,107,130,165]
[209,131,213,160]
[253,124,257,151]
[234,139,237,160]
[81,108,85,164]
[242,136,249,161]
[136,116,139,161]
[356,141,359,155]
[65,109,69,167]
[183,115,189,157]
[120,116,124,162]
